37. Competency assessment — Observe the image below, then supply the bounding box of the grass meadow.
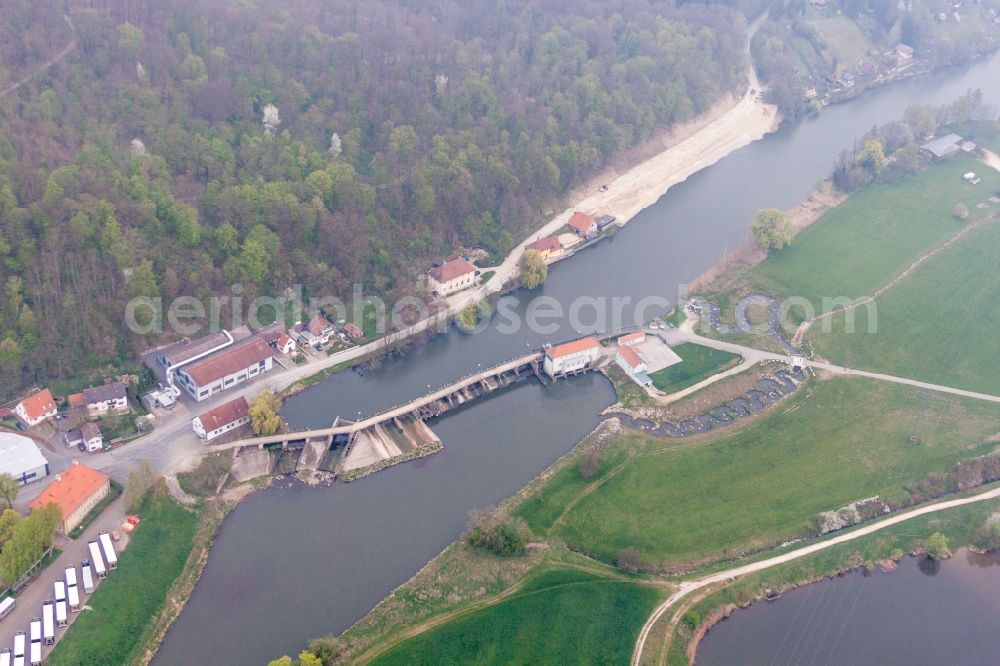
[650,343,741,393]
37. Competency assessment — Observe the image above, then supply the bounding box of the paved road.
[0,494,128,660]
[662,329,1000,405]
[631,484,1000,666]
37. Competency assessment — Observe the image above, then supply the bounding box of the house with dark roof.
[174,338,273,402]
[83,381,130,418]
[428,255,477,296]
[920,133,964,160]
[192,396,251,441]
[154,331,233,368]
[15,389,57,427]
[79,422,104,453]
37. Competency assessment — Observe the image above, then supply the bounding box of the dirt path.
[0,15,75,101]
[792,212,998,346]
[980,149,1000,173]
[631,484,1000,666]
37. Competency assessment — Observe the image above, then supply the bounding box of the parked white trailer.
[67,582,80,612]
[12,631,24,665]
[28,618,40,645]
[1,647,10,666]
[98,532,118,570]
[0,597,14,621]
[81,562,95,593]
[28,620,40,666]
[42,603,54,645]
[53,581,65,603]
[55,600,67,628]
[64,565,77,588]
[87,542,107,579]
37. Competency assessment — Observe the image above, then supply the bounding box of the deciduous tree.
[250,390,282,436]
[751,209,795,251]
[518,249,547,289]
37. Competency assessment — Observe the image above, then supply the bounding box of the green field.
[650,343,741,393]
[809,220,1000,395]
[749,155,1000,311]
[516,377,1000,567]
[47,495,199,666]
[370,568,662,666]
[811,16,870,66]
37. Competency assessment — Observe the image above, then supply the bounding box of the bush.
[924,532,951,559]
[974,515,1000,552]
[465,509,531,557]
[616,547,642,574]
[682,610,701,630]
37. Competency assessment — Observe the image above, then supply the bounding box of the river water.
[154,52,1000,664]
[697,550,1000,666]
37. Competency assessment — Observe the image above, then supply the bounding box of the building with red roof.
[428,255,477,296]
[15,389,57,427]
[567,212,597,238]
[30,461,110,533]
[192,396,251,441]
[175,338,273,402]
[615,345,652,386]
[543,337,600,377]
[525,236,564,262]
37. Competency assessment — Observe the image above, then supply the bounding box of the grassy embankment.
[649,343,741,393]
[705,154,998,322]
[656,494,1000,666]
[46,492,203,666]
[370,567,662,666]
[517,377,1000,569]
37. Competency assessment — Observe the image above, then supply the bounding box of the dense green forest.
[0,0,753,396]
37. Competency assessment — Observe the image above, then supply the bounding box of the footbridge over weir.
[211,349,597,461]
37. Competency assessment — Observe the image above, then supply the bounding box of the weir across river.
[210,347,601,476]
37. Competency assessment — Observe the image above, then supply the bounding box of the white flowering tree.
[262,104,281,134]
[435,73,448,95]
[129,138,146,157]
[328,132,342,158]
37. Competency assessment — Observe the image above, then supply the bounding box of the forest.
[0,0,752,396]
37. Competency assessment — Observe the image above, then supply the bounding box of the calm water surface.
[697,550,1000,666]
[155,52,1000,664]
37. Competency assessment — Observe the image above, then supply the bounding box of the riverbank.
[676,499,1000,666]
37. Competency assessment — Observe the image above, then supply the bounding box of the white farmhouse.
[192,396,251,441]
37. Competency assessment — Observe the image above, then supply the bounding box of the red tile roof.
[183,339,272,386]
[307,315,333,337]
[429,256,475,284]
[546,337,600,359]
[526,236,562,253]
[619,332,645,345]
[277,333,292,348]
[568,212,596,234]
[617,345,644,369]
[30,462,109,519]
[18,389,56,422]
[343,322,364,339]
[67,392,86,408]
[195,396,249,432]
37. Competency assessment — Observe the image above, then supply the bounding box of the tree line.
[0,0,752,397]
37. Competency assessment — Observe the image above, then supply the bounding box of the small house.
[276,333,296,355]
[920,133,964,160]
[894,43,914,66]
[306,315,335,345]
[191,396,251,441]
[616,345,652,387]
[428,255,477,296]
[567,212,598,238]
[343,322,364,340]
[82,381,130,418]
[525,236,564,262]
[15,389,57,427]
[618,331,646,347]
[79,422,103,453]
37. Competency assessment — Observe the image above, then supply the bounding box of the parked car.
[126,516,141,526]
[15,422,26,431]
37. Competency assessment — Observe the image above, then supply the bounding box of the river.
[697,549,1000,665]
[153,52,1000,665]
